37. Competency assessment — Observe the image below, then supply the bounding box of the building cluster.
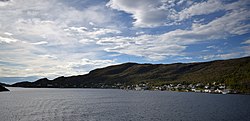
[121,82,237,94]
[56,81,238,94]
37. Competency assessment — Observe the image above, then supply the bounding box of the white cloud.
[4,32,13,36]
[174,56,192,60]
[65,26,121,39]
[0,34,19,43]
[0,0,120,78]
[97,5,250,61]
[97,35,187,61]
[68,58,117,72]
[0,37,117,78]
[0,0,118,44]
[0,0,250,79]
[241,39,250,57]
[0,29,117,78]
[0,40,116,78]
[241,46,250,57]
[66,27,88,33]
[0,36,18,43]
[31,41,48,45]
[178,0,223,21]
[0,0,12,7]
[200,53,240,60]
[206,45,218,49]
[242,39,250,44]
[107,0,250,28]
[107,0,179,28]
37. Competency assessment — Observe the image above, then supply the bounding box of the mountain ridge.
[11,56,250,93]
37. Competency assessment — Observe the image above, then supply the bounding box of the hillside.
[0,82,10,87]
[12,56,250,93]
[0,85,9,92]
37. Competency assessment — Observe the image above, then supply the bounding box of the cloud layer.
[0,0,249,82]
[99,0,250,60]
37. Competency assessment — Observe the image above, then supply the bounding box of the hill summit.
[12,56,250,93]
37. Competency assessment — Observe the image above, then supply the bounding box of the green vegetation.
[12,56,250,94]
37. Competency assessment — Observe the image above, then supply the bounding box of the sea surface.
[0,87,250,121]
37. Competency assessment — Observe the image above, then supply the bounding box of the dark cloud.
[0,0,10,2]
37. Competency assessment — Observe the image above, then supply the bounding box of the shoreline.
[5,86,250,95]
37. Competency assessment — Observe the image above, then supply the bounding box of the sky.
[0,0,250,84]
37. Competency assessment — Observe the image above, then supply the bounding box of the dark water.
[0,87,250,121]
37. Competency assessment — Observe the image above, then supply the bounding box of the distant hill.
[0,82,10,87]
[0,85,9,92]
[12,56,250,93]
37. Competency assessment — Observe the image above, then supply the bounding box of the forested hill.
[12,56,250,92]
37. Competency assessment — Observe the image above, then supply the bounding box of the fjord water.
[1,88,250,121]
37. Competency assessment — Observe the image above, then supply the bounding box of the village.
[41,80,238,95]
[116,82,237,94]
